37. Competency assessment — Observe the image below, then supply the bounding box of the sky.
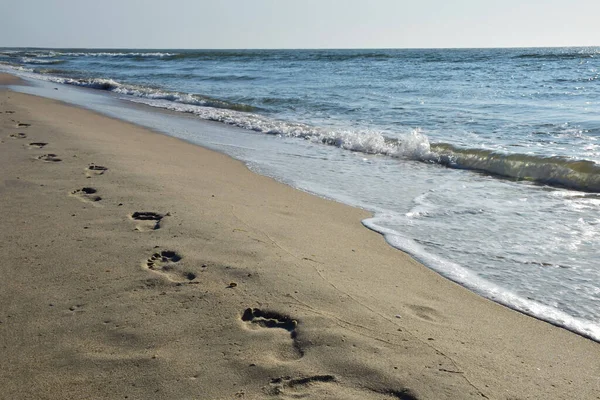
[1,0,599,49]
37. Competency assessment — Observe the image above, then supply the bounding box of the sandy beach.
[1,72,599,399]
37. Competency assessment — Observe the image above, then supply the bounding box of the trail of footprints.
[11,114,417,399]
[8,121,61,161]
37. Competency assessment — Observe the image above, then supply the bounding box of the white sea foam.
[0,63,33,72]
[58,52,177,58]
[20,57,64,65]
[6,70,217,106]
[1,50,177,59]
[127,97,438,161]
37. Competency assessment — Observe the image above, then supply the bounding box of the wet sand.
[1,73,599,399]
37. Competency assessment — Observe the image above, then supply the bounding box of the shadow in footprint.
[268,375,336,396]
[37,154,61,162]
[241,308,303,359]
[9,133,27,139]
[70,187,102,202]
[404,304,444,324]
[268,374,418,399]
[29,142,48,148]
[272,375,336,387]
[87,164,108,176]
[145,250,196,283]
[242,308,298,336]
[17,123,31,127]
[131,211,164,231]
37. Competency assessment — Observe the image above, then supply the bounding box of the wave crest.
[429,145,600,192]
[37,75,255,112]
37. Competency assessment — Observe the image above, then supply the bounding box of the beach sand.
[1,73,599,399]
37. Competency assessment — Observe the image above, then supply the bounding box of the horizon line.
[1,45,599,51]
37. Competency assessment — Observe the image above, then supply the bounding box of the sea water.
[2,47,599,341]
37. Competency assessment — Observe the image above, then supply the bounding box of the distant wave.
[38,75,256,112]
[196,74,258,82]
[163,50,396,62]
[20,57,65,65]
[0,50,177,59]
[0,62,33,72]
[5,48,599,65]
[59,51,177,58]
[515,50,599,60]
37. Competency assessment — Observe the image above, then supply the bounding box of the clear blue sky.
[2,0,599,49]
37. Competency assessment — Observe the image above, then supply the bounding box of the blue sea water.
[2,47,600,341]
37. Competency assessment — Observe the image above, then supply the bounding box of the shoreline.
[8,69,600,343]
[1,74,599,398]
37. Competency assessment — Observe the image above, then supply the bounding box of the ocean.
[2,47,599,341]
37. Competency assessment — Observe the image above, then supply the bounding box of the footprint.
[131,211,164,231]
[29,142,48,148]
[17,123,31,127]
[70,187,102,202]
[145,250,196,283]
[242,308,298,334]
[86,164,108,176]
[9,133,27,139]
[241,308,303,359]
[267,375,417,399]
[271,375,336,387]
[37,154,61,162]
[405,304,443,323]
[5,111,15,114]
[267,375,336,396]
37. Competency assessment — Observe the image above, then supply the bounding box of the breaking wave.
[59,51,177,58]
[126,97,600,193]
[0,50,177,59]
[515,50,599,60]
[20,57,65,65]
[429,145,600,192]
[32,74,256,112]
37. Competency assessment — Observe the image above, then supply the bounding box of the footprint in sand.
[267,375,336,397]
[241,308,303,360]
[144,250,197,283]
[267,375,417,399]
[29,142,48,149]
[9,133,27,139]
[131,211,165,231]
[4,111,15,114]
[37,154,62,162]
[86,164,108,177]
[16,122,31,128]
[404,304,444,324]
[70,187,102,202]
